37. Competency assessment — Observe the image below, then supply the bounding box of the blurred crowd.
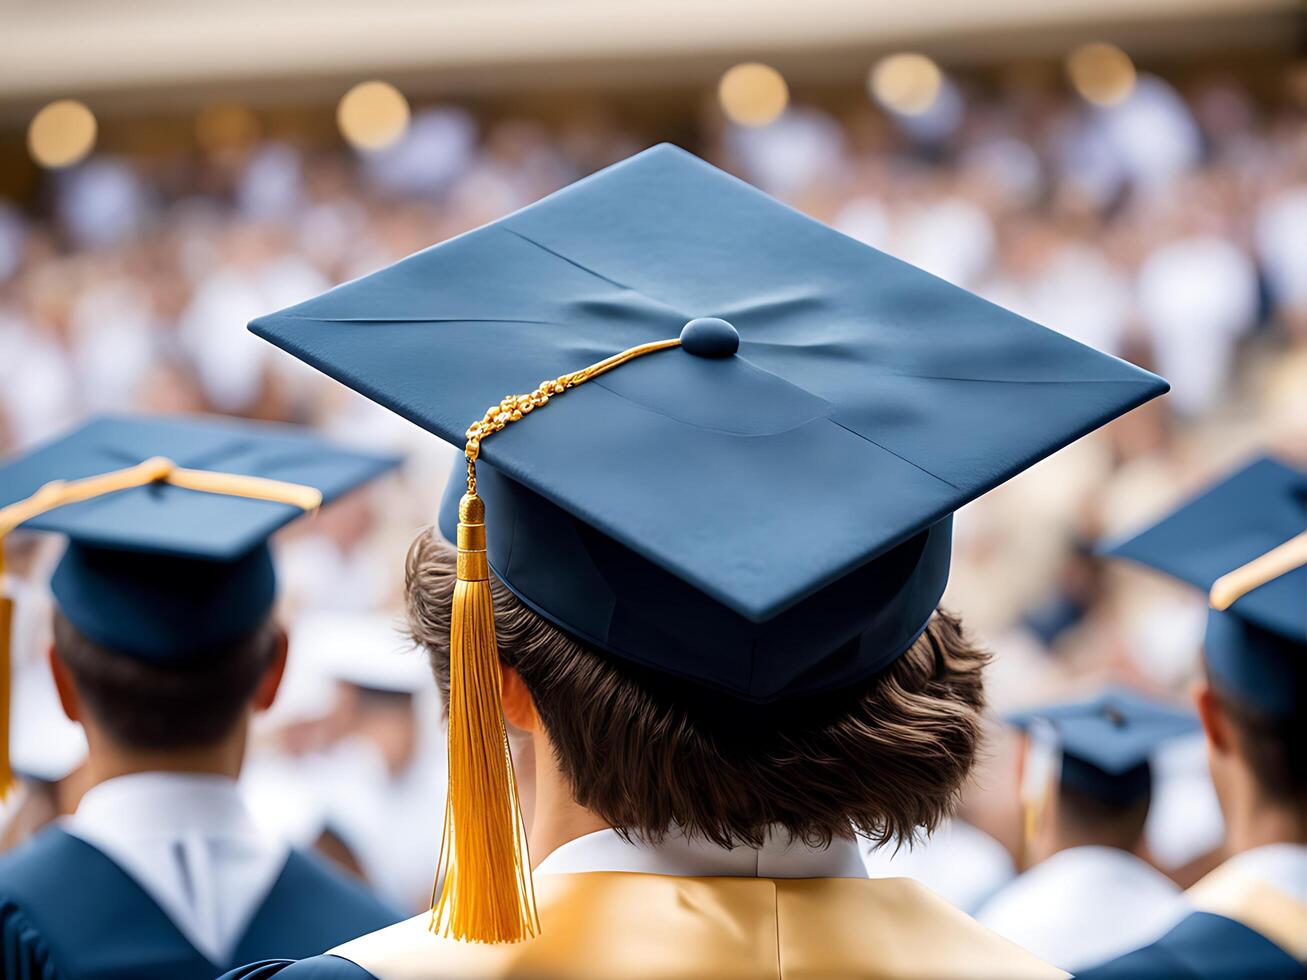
[1,64,1304,913]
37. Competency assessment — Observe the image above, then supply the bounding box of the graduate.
[220,143,1167,978]
[0,414,405,979]
[1083,456,1307,979]
[976,688,1198,971]
[307,612,446,913]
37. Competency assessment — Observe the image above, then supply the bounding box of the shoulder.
[0,825,102,916]
[278,848,401,924]
[1080,911,1307,980]
[793,875,1066,978]
[0,829,92,980]
[974,859,1067,929]
[236,849,402,958]
[326,875,1067,980]
[217,955,381,980]
[0,824,83,887]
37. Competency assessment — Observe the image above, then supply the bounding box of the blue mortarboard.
[0,414,400,662]
[1104,456,1307,718]
[249,143,1168,943]
[1008,687,1199,805]
[250,143,1167,704]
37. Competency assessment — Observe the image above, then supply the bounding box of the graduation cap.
[1008,687,1198,807]
[1104,456,1307,719]
[249,143,1168,943]
[0,414,401,795]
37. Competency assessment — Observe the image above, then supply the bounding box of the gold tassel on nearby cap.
[429,335,682,945]
[0,457,325,799]
[1209,531,1307,611]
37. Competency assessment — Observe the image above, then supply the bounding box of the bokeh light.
[869,53,943,115]
[1066,43,1137,107]
[27,99,97,169]
[718,63,789,127]
[337,80,411,151]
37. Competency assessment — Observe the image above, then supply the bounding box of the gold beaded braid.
[461,337,681,493]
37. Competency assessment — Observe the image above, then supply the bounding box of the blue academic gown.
[219,957,373,978]
[1079,910,1306,980]
[0,827,401,979]
[219,910,1307,980]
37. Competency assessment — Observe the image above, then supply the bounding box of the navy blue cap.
[0,414,400,661]
[249,143,1167,702]
[1008,688,1198,805]
[1104,456,1306,718]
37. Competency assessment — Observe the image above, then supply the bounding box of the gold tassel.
[429,488,539,943]
[428,336,683,944]
[1209,530,1307,611]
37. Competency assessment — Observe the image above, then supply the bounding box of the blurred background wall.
[1,0,1304,909]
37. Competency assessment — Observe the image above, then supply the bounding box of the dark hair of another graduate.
[405,529,990,850]
[52,609,277,751]
[1209,668,1307,809]
[1053,773,1152,852]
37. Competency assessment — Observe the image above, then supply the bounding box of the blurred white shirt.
[70,279,160,411]
[1137,235,1258,416]
[976,845,1188,973]
[1256,186,1307,311]
[862,819,1014,914]
[1030,246,1131,356]
[63,772,288,965]
[1098,75,1202,190]
[724,106,846,201]
[894,197,995,290]
[0,315,79,447]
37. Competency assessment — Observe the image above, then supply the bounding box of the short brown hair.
[53,610,276,751]
[1210,674,1307,808]
[1055,780,1152,851]
[406,530,989,849]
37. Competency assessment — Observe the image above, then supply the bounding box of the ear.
[251,627,289,713]
[48,645,81,724]
[1194,679,1230,756]
[501,664,538,732]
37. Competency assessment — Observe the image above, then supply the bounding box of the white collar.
[62,771,288,966]
[1222,843,1307,902]
[68,771,260,842]
[534,826,868,879]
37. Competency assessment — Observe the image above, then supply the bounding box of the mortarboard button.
[680,317,739,358]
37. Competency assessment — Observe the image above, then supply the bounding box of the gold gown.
[332,871,1065,979]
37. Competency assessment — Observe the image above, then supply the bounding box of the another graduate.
[976,688,1197,971]
[220,144,1167,978]
[1083,456,1307,979]
[0,414,405,979]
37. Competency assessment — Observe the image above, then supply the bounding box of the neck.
[83,718,248,788]
[525,731,610,868]
[1224,794,1307,855]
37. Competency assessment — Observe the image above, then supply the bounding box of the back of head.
[52,609,276,751]
[1209,668,1307,812]
[1053,757,1153,853]
[406,530,990,850]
